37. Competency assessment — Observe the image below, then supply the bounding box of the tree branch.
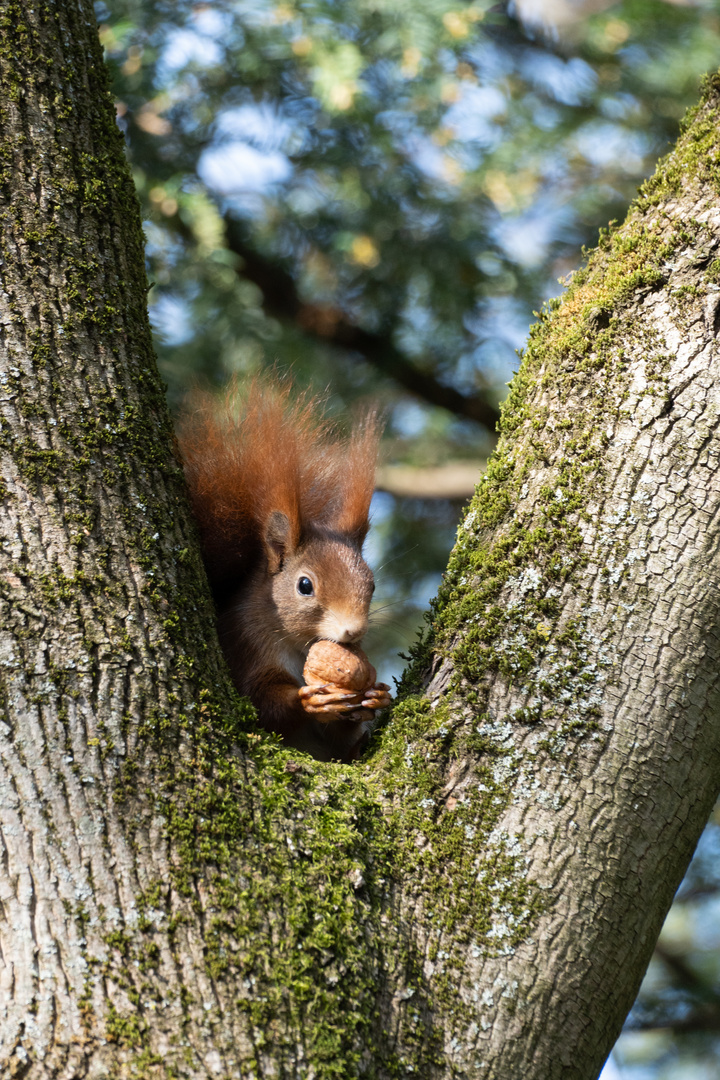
[376,460,486,499]
[223,216,501,428]
[625,1010,720,1035]
[626,944,720,1036]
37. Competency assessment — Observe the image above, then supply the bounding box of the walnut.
[303,641,376,692]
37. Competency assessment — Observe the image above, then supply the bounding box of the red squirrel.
[177,378,391,761]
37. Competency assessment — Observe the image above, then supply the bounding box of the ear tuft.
[264,510,293,573]
[324,408,382,545]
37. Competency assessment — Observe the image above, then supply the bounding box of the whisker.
[373,544,420,575]
[269,628,304,649]
[370,599,408,616]
[373,569,433,589]
[367,617,419,634]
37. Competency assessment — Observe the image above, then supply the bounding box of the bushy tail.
[176,376,381,589]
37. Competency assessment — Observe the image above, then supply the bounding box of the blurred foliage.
[96,2,720,1069]
[97,0,720,406]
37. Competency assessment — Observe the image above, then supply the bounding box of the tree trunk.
[2,3,720,1077]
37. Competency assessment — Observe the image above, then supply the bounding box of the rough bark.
[2,2,720,1078]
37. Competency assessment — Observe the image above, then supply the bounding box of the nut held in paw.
[303,641,376,692]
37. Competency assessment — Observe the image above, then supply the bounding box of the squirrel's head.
[264,511,374,652]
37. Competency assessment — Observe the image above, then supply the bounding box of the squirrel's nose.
[337,623,366,644]
[318,610,368,645]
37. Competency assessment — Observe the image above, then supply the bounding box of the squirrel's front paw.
[298,683,364,719]
[359,683,392,711]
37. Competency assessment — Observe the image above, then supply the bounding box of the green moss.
[375,698,546,949]
[638,71,720,207]
[105,1002,146,1049]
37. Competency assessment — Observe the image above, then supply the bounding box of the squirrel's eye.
[297,576,314,596]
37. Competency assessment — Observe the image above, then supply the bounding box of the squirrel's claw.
[298,683,329,698]
[299,683,364,716]
[359,683,392,711]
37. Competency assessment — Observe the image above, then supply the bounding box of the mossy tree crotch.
[2,2,720,1077]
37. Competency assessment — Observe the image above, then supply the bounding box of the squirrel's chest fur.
[273,640,306,685]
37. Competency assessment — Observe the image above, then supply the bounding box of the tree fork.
[2,1,720,1077]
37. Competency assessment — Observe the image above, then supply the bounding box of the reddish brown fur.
[177,377,380,589]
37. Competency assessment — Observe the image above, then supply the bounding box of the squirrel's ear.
[264,510,294,573]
